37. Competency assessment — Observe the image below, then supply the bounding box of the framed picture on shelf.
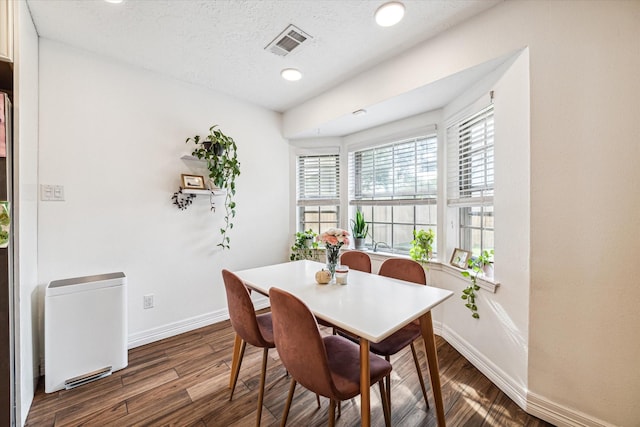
[181,174,206,190]
[450,248,471,269]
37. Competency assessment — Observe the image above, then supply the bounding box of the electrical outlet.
[143,294,154,309]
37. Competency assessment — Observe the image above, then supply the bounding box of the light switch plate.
[41,185,65,201]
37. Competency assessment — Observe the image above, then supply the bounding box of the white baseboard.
[439,323,528,408]
[436,323,615,427]
[127,296,271,349]
[526,392,617,427]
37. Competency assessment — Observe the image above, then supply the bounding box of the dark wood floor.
[25,318,553,426]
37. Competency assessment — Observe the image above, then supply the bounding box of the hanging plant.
[186,125,241,250]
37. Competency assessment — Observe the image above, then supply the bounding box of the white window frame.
[349,133,438,254]
[296,152,340,234]
[446,102,494,257]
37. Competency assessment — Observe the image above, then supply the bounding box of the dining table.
[231,259,454,427]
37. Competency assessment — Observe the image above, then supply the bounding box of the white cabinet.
[0,0,13,63]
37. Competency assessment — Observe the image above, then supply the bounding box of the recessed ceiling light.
[375,2,405,27]
[281,68,302,81]
[352,109,367,117]
[104,0,124,3]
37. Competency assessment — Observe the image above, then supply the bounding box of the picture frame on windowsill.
[450,248,471,269]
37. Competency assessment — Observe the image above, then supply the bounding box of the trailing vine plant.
[290,229,319,261]
[171,187,196,210]
[409,228,435,266]
[186,125,241,250]
[460,249,494,319]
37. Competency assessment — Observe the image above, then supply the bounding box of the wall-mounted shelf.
[181,154,203,163]
[182,188,226,196]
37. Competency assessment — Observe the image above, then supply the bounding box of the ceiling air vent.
[265,24,311,57]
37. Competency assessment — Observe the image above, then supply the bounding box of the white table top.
[234,260,454,343]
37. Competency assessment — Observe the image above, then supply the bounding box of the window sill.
[343,249,500,294]
[440,263,499,293]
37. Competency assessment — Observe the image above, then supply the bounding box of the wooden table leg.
[360,338,371,427]
[229,333,242,388]
[419,311,446,427]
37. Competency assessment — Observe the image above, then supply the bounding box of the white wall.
[37,40,290,350]
[284,1,640,426]
[438,49,531,408]
[14,1,39,424]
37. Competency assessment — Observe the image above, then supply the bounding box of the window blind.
[349,135,437,206]
[297,154,340,207]
[447,104,494,207]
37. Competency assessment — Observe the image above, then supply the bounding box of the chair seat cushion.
[338,322,421,357]
[256,313,275,347]
[323,335,392,401]
[370,322,421,356]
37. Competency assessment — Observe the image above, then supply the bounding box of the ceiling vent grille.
[265,25,311,57]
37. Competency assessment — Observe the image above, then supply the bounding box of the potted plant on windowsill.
[460,249,493,319]
[290,229,320,261]
[350,210,369,250]
[186,125,241,250]
[409,228,435,266]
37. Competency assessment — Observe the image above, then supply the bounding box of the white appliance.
[45,272,128,393]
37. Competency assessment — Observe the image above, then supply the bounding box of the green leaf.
[461,271,470,278]
[461,295,468,300]
[472,313,480,319]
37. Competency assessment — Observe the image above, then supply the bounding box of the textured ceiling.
[26,0,501,114]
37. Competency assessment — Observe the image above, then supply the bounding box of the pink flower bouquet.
[317,228,350,247]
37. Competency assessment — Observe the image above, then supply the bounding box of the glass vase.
[325,244,340,280]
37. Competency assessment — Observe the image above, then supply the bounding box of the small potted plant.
[460,249,493,319]
[290,229,319,261]
[480,249,494,278]
[350,210,369,250]
[409,228,435,266]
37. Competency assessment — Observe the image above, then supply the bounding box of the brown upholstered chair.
[339,250,372,273]
[222,269,275,427]
[339,258,431,412]
[269,287,392,427]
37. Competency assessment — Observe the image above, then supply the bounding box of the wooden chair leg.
[255,348,269,427]
[379,380,391,427]
[281,378,296,427]
[328,399,336,427]
[410,342,430,409]
[229,340,246,401]
[385,355,391,411]
[229,334,243,388]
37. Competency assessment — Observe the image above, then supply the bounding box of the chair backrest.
[339,251,372,273]
[269,287,335,398]
[222,269,272,348]
[378,258,426,285]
